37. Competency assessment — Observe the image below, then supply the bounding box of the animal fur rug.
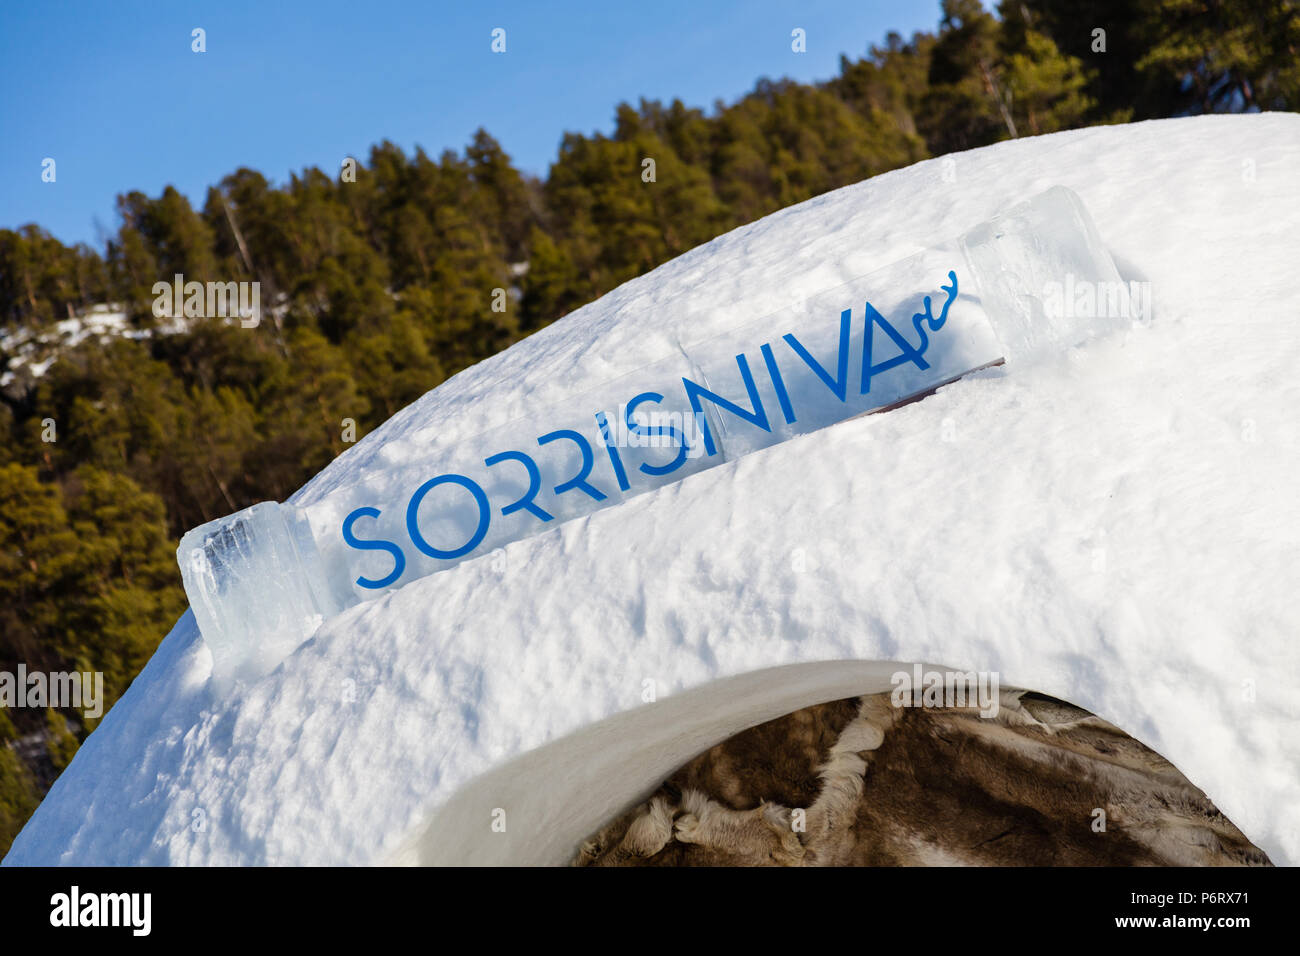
[574,690,1271,866]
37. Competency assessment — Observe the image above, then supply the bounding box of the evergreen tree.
[1137,0,1300,113]
[918,0,1012,152]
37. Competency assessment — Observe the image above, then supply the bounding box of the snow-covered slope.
[6,114,1299,866]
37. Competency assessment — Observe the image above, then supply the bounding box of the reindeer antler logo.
[909,270,958,357]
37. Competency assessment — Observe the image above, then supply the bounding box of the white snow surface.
[6,114,1299,866]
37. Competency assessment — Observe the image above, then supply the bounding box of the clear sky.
[0,0,942,248]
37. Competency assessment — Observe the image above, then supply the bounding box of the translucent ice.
[178,501,339,688]
[178,186,1125,685]
[961,185,1129,358]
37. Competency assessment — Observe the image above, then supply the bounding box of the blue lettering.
[682,353,770,457]
[862,303,929,392]
[537,429,606,501]
[484,450,553,521]
[861,271,958,393]
[782,308,851,401]
[342,506,406,590]
[625,391,689,477]
[594,411,632,491]
[405,474,491,560]
[760,343,797,425]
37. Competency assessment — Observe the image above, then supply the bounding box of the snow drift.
[6,114,1299,866]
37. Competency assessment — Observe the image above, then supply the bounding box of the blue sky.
[0,0,941,248]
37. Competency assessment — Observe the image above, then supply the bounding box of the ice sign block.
[178,185,1125,687]
[961,185,1127,357]
[179,501,340,688]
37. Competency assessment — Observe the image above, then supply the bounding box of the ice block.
[178,186,1126,686]
[960,185,1128,358]
[178,501,340,688]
